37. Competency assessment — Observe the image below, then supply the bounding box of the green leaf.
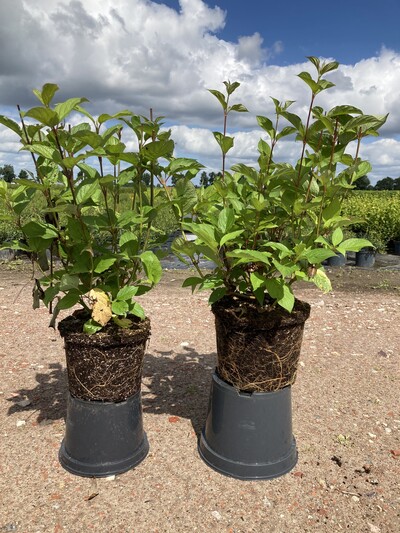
[113,317,133,328]
[305,248,336,264]
[213,132,234,154]
[142,139,174,161]
[256,115,275,138]
[94,257,117,273]
[322,197,341,222]
[131,302,146,320]
[140,251,162,284]
[218,208,234,234]
[297,71,319,93]
[229,104,248,113]
[182,277,203,289]
[83,319,103,334]
[55,97,88,121]
[208,89,227,110]
[174,178,198,216]
[311,269,332,293]
[0,115,22,137]
[226,249,271,265]
[223,80,240,95]
[250,272,265,291]
[209,287,227,305]
[116,286,139,301]
[112,300,129,315]
[24,107,59,127]
[57,291,81,310]
[182,223,219,252]
[59,274,80,291]
[76,182,100,205]
[332,227,344,247]
[23,144,56,161]
[40,84,59,106]
[337,238,373,253]
[22,220,58,240]
[281,111,303,132]
[220,230,244,247]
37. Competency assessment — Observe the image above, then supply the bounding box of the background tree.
[0,164,16,183]
[354,175,372,190]
[393,177,400,190]
[142,172,151,187]
[374,177,395,190]
[18,169,29,180]
[199,171,209,187]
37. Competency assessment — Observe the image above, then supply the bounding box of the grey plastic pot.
[198,372,297,480]
[59,391,149,477]
[355,249,376,268]
[326,253,346,267]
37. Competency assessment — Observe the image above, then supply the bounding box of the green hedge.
[0,186,178,246]
[342,191,400,251]
[2,187,399,253]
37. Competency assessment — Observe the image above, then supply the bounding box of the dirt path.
[0,261,399,532]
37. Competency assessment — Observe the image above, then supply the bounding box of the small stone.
[368,433,377,438]
[351,495,360,502]
[16,420,26,427]
[367,523,381,533]
[105,475,115,481]
[211,511,222,521]
[384,428,391,433]
[263,496,273,507]
[180,341,190,347]
[16,399,31,407]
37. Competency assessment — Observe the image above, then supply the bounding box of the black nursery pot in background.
[355,248,376,268]
[198,297,311,480]
[58,313,150,477]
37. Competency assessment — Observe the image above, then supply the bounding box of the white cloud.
[0,1,399,183]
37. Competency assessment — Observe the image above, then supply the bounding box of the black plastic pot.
[394,241,400,256]
[326,253,346,267]
[198,372,297,480]
[355,248,376,268]
[59,391,149,477]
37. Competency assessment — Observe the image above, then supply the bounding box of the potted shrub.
[171,57,386,479]
[0,85,200,476]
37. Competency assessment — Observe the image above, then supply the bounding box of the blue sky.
[156,0,400,64]
[1,0,400,183]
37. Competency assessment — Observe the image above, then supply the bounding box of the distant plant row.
[1,188,399,253]
[342,190,400,251]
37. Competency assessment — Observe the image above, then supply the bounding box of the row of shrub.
[1,188,400,253]
[0,186,178,246]
[342,191,400,252]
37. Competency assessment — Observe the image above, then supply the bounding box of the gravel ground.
[0,260,399,533]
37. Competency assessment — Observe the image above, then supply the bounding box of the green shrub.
[342,191,400,251]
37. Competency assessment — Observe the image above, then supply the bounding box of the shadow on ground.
[142,346,217,435]
[7,362,68,423]
[6,347,216,433]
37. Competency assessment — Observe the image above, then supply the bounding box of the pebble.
[351,496,360,502]
[16,399,31,407]
[180,341,190,347]
[16,420,26,427]
[211,511,222,521]
[105,475,116,481]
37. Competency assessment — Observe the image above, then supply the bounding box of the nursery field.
[0,261,399,533]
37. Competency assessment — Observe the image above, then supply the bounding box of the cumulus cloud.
[0,0,399,183]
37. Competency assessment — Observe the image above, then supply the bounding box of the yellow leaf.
[88,288,112,326]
